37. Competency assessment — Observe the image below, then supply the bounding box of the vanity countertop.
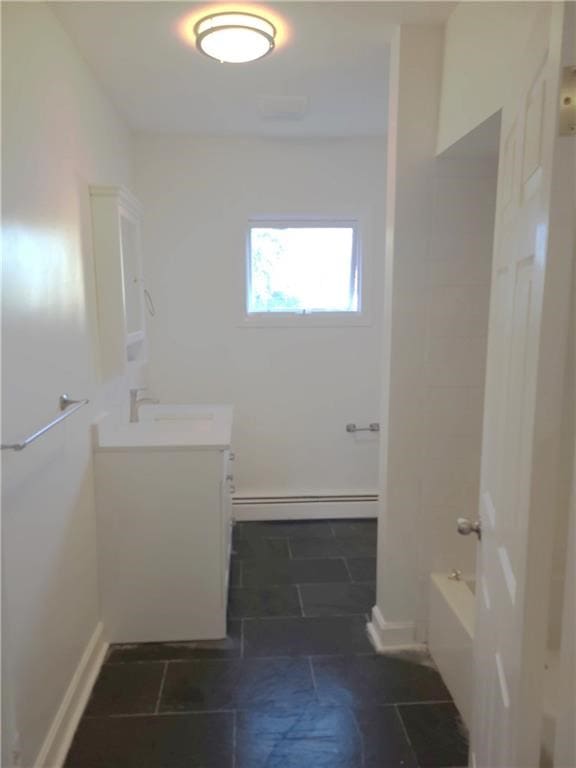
[96,404,233,450]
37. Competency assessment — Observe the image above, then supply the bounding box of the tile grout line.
[296,584,305,617]
[82,699,451,721]
[393,699,454,707]
[104,659,181,666]
[394,704,419,765]
[241,613,371,621]
[240,619,245,658]
[342,557,354,582]
[349,708,367,768]
[237,577,359,588]
[89,708,239,719]
[154,662,169,714]
[93,650,382,669]
[308,656,319,701]
[232,709,237,768]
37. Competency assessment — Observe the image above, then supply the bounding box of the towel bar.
[1,394,89,451]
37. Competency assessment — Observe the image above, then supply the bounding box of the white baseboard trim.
[35,622,108,768]
[367,606,421,651]
[233,495,378,521]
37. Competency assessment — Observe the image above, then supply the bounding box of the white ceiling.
[53,2,454,138]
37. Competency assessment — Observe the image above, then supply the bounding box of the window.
[246,222,361,319]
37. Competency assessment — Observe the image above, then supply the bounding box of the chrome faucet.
[129,388,159,423]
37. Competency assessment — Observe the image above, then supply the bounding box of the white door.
[470,4,573,766]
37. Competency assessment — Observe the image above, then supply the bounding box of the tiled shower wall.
[388,158,496,639]
[419,163,496,596]
[376,25,498,643]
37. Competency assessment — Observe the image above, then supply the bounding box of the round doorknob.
[457,517,482,540]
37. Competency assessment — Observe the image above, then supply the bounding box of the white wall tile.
[428,230,494,266]
[467,386,486,434]
[423,432,482,464]
[428,284,490,339]
[432,175,497,236]
[395,173,435,234]
[436,155,499,179]
[428,251,492,286]
[422,455,480,509]
[426,336,488,387]
[426,386,473,436]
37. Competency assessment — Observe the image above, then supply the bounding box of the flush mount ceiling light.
[194,12,276,63]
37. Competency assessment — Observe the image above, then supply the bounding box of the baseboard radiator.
[232,493,379,521]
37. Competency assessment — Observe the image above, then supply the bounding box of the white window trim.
[240,218,371,328]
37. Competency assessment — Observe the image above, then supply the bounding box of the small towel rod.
[346,423,380,434]
[1,394,89,452]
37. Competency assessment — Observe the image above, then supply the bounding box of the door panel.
[471,5,569,766]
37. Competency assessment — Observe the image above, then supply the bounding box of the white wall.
[372,25,496,646]
[135,136,386,498]
[437,2,549,154]
[1,4,132,764]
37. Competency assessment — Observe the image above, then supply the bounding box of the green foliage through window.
[248,225,359,314]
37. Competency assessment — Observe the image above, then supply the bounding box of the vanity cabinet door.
[95,447,225,642]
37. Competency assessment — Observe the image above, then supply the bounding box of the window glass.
[247,225,359,314]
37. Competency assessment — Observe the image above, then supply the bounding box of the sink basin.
[138,405,215,430]
[96,404,233,450]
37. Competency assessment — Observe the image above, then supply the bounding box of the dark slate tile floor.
[65,518,468,768]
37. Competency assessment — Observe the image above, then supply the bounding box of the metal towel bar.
[346,423,380,433]
[1,394,89,451]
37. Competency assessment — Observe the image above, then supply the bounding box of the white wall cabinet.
[95,444,234,642]
[90,185,147,380]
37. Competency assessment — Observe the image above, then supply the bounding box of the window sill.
[238,311,372,329]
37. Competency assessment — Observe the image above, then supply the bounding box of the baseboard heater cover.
[232,493,379,520]
[233,494,379,505]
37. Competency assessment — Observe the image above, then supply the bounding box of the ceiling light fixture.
[194,11,276,64]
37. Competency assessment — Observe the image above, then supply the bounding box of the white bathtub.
[429,571,558,761]
[429,572,475,728]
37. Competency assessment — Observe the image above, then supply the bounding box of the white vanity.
[89,185,235,643]
[94,405,234,643]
